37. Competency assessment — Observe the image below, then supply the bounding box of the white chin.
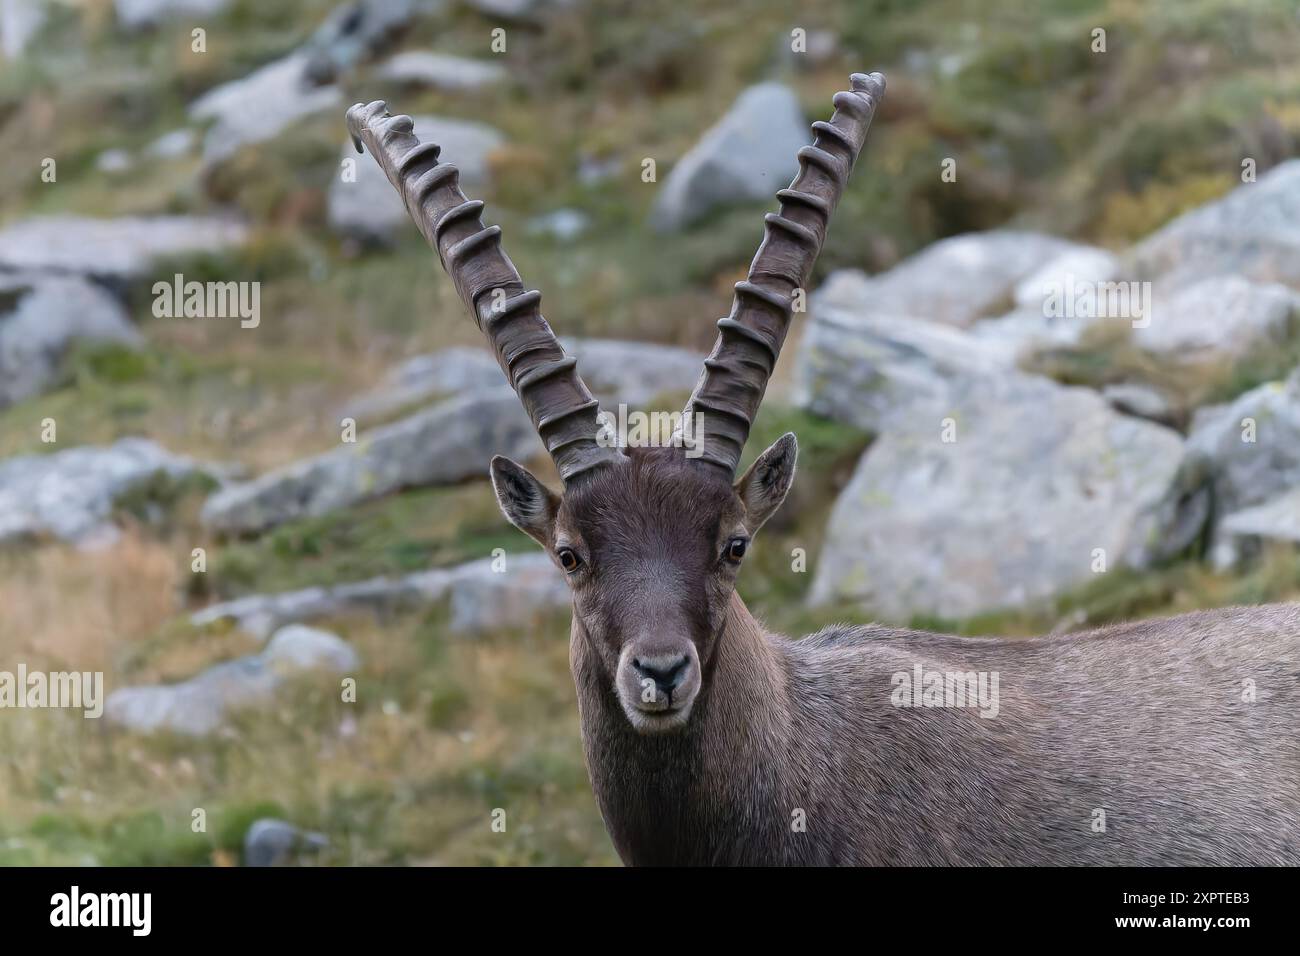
[623,701,694,734]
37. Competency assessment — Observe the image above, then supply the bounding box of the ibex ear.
[734,433,798,533]
[490,455,559,548]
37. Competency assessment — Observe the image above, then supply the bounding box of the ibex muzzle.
[348,73,1300,865]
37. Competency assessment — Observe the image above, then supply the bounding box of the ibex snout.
[616,643,701,733]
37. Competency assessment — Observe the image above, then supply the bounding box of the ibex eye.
[726,538,749,563]
[557,548,582,573]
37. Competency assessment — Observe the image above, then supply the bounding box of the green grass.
[210,482,524,598]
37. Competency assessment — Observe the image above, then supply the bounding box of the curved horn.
[684,72,885,474]
[346,100,622,484]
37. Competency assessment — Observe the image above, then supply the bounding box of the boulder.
[191,552,566,638]
[105,625,358,736]
[1102,383,1176,424]
[1,0,47,58]
[650,83,806,232]
[1217,488,1300,566]
[114,0,229,31]
[343,338,703,425]
[793,275,1024,435]
[559,337,703,406]
[263,624,361,673]
[328,115,503,242]
[1180,373,1300,522]
[1133,276,1300,361]
[0,439,206,547]
[463,0,571,21]
[95,149,133,175]
[444,553,568,633]
[201,390,538,535]
[526,208,589,242]
[375,50,505,90]
[808,376,1197,621]
[967,304,1094,359]
[0,215,247,280]
[243,819,328,867]
[1012,245,1120,311]
[817,232,1082,329]
[343,346,504,423]
[1128,160,1300,291]
[104,656,278,736]
[302,0,431,84]
[189,52,342,167]
[145,128,197,160]
[0,272,141,408]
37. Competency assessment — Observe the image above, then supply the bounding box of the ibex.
[347,73,1300,865]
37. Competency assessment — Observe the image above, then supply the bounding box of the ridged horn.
[683,72,885,475]
[345,100,622,484]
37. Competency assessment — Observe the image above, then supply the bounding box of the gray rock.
[201,390,537,535]
[0,438,204,547]
[968,304,1093,359]
[1133,276,1300,361]
[263,624,361,673]
[463,0,570,21]
[105,656,277,736]
[820,232,1083,329]
[1128,159,1300,290]
[344,346,503,423]
[94,148,133,175]
[0,272,141,408]
[302,0,431,84]
[114,0,229,31]
[145,128,197,160]
[1216,487,1300,567]
[1012,245,1120,311]
[808,377,1195,621]
[375,50,506,90]
[526,208,589,242]
[191,552,566,638]
[1180,373,1300,522]
[651,83,806,232]
[243,819,328,867]
[328,114,503,242]
[0,214,248,280]
[559,337,703,406]
[1102,383,1175,424]
[190,52,342,167]
[793,276,1023,435]
[344,338,703,425]
[105,625,357,736]
[1,0,47,58]
[445,552,568,633]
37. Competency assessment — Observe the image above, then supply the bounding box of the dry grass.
[0,534,180,672]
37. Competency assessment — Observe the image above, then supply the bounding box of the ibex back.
[347,73,1300,865]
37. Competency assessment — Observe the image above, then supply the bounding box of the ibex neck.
[572,593,792,865]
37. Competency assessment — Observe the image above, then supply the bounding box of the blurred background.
[0,0,1298,865]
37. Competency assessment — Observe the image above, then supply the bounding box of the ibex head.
[347,72,883,734]
[491,437,797,731]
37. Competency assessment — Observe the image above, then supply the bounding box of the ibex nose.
[631,654,690,697]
